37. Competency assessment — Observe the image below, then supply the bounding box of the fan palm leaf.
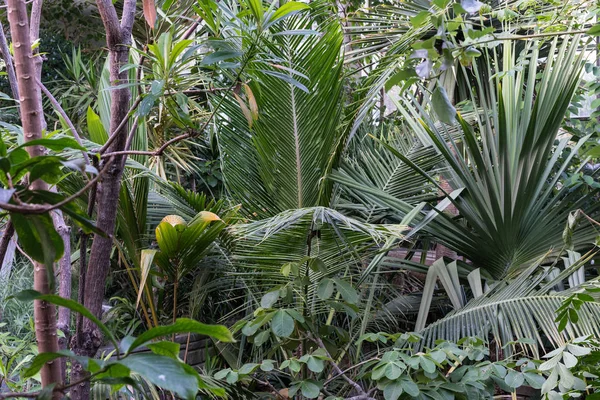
[357,36,599,278]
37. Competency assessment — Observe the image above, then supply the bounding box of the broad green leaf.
[24,350,82,378]
[305,356,325,373]
[524,372,545,389]
[333,278,358,304]
[317,278,335,300]
[271,309,294,337]
[586,23,600,36]
[261,290,280,308]
[400,379,420,397]
[127,318,233,353]
[11,213,64,266]
[385,362,404,380]
[18,137,85,151]
[116,354,198,400]
[300,380,321,399]
[238,363,260,375]
[383,381,403,400]
[431,86,456,125]
[504,370,525,388]
[147,341,180,358]
[87,106,108,144]
[15,291,118,350]
[201,50,242,66]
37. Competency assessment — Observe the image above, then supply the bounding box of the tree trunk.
[5,0,63,393]
[0,19,19,101]
[52,210,71,382]
[70,2,136,398]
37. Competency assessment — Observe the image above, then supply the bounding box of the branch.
[0,162,111,215]
[0,19,19,101]
[120,0,137,34]
[97,95,142,154]
[95,0,123,48]
[37,79,90,165]
[313,336,368,397]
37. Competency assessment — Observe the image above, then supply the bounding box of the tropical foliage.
[0,0,599,399]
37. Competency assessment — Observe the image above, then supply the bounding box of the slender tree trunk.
[70,2,136,398]
[0,19,19,101]
[52,210,71,382]
[5,0,63,393]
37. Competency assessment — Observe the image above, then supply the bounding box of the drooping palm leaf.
[413,252,600,357]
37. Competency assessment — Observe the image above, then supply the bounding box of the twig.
[123,115,141,153]
[253,378,287,400]
[313,336,368,397]
[323,357,379,386]
[97,95,142,154]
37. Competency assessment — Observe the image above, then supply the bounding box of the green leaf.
[309,258,327,274]
[586,23,600,36]
[116,354,198,400]
[523,372,545,389]
[15,291,119,350]
[261,290,280,309]
[24,350,83,378]
[147,341,180,358]
[400,378,420,397]
[11,213,64,265]
[238,363,260,375]
[270,2,310,23]
[300,380,321,399]
[383,381,403,400]
[87,106,108,144]
[504,370,525,388]
[333,278,358,304]
[201,50,242,66]
[18,137,85,151]
[317,278,335,300]
[127,318,234,353]
[431,86,456,125]
[410,11,430,28]
[305,356,325,373]
[385,362,404,380]
[271,309,294,337]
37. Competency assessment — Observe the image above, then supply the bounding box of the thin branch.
[97,95,143,154]
[0,19,19,101]
[0,221,15,276]
[313,336,368,397]
[323,357,379,387]
[0,162,111,215]
[37,79,90,165]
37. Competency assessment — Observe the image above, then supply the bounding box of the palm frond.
[413,252,600,357]
[380,35,599,278]
[217,12,345,217]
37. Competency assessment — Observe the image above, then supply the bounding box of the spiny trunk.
[6,0,63,392]
[70,2,135,398]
